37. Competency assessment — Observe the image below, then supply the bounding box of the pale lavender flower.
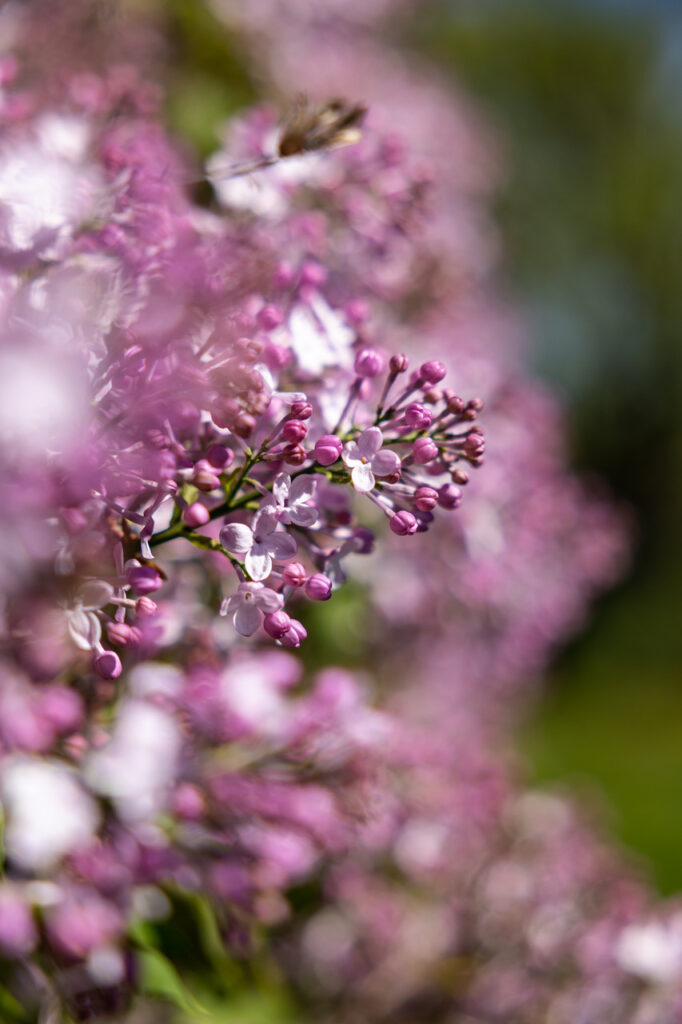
[220,512,298,580]
[261,472,318,527]
[342,427,400,493]
[223,581,284,636]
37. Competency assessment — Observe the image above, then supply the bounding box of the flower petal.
[290,504,318,528]
[371,449,401,477]
[245,547,273,581]
[357,427,383,459]
[220,522,253,556]
[253,511,277,539]
[341,441,360,468]
[68,608,102,651]
[267,531,298,561]
[254,587,284,613]
[272,473,291,507]
[351,463,375,493]
[233,602,262,637]
[289,475,316,504]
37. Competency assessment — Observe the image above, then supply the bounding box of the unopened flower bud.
[414,486,439,512]
[193,460,221,491]
[389,511,418,536]
[300,261,327,287]
[127,565,163,595]
[183,502,210,528]
[314,434,343,466]
[281,419,308,444]
[289,400,313,420]
[354,347,384,378]
[280,619,307,648]
[389,353,408,374]
[263,611,292,640]
[173,783,205,821]
[423,388,442,404]
[419,360,446,385]
[233,412,256,438]
[93,650,122,680]
[305,573,332,601]
[438,483,462,510]
[282,562,307,587]
[452,468,469,485]
[413,437,439,464]
[404,402,432,430]
[135,596,158,617]
[257,304,283,330]
[205,444,233,469]
[345,298,369,325]
[446,394,466,415]
[107,621,138,647]
[282,443,306,466]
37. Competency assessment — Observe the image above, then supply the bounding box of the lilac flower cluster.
[0,8,493,1017]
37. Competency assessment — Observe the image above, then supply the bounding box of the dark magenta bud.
[438,483,462,510]
[414,486,439,512]
[389,353,409,374]
[282,562,307,587]
[419,360,446,385]
[282,443,306,466]
[314,434,343,466]
[389,511,418,536]
[305,573,332,601]
[412,437,439,464]
[289,400,313,420]
[127,565,163,595]
[263,611,292,640]
[354,347,385,378]
[93,650,122,680]
[281,419,308,444]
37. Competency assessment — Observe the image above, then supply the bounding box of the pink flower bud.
[289,400,313,420]
[263,611,292,640]
[93,650,122,680]
[354,347,385,378]
[39,687,84,733]
[205,444,233,469]
[257,304,283,330]
[389,353,409,374]
[127,565,163,594]
[173,783,205,821]
[264,342,291,370]
[0,896,37,958]
[281,419,308,444]
[282,443,306,466]
[274,261,295,288]
[305,573,332,601]
[300,260,327,287]
[135,596,158,617]
[419,360,446,385]
[446,394,466,415]
[280,619,307,648]
[414,486,439,512]
[107,621,138,647]
[389,511,418,536]
[404,402,432,430]
[233,412,256,438]
[413,437,439,464]
[438,483,462,510]
[282,562,307,587]
[463,431,485,459]
[193,459,221,492]
[314,434,343,466]
[345,298,369,325]
[183,502,211,528]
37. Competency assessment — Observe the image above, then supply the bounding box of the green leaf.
[138,947,209,1018]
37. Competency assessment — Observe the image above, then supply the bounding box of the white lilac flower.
[261,472,318,528]
[285,293,354,377]
[66,581,115,652]
[222,582,283,637]
[341,427,401,493]
[220,511,297,581]
[1,757,99,871]
[86,700,181,823]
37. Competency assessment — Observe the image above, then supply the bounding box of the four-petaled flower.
[261,472,318,527]
[223,583,283,637]
[220,512,297,581]
[341,427,400,493]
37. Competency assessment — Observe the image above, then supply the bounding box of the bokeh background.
[153,0,682,893]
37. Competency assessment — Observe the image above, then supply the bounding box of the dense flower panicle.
[0,3,670,1024]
